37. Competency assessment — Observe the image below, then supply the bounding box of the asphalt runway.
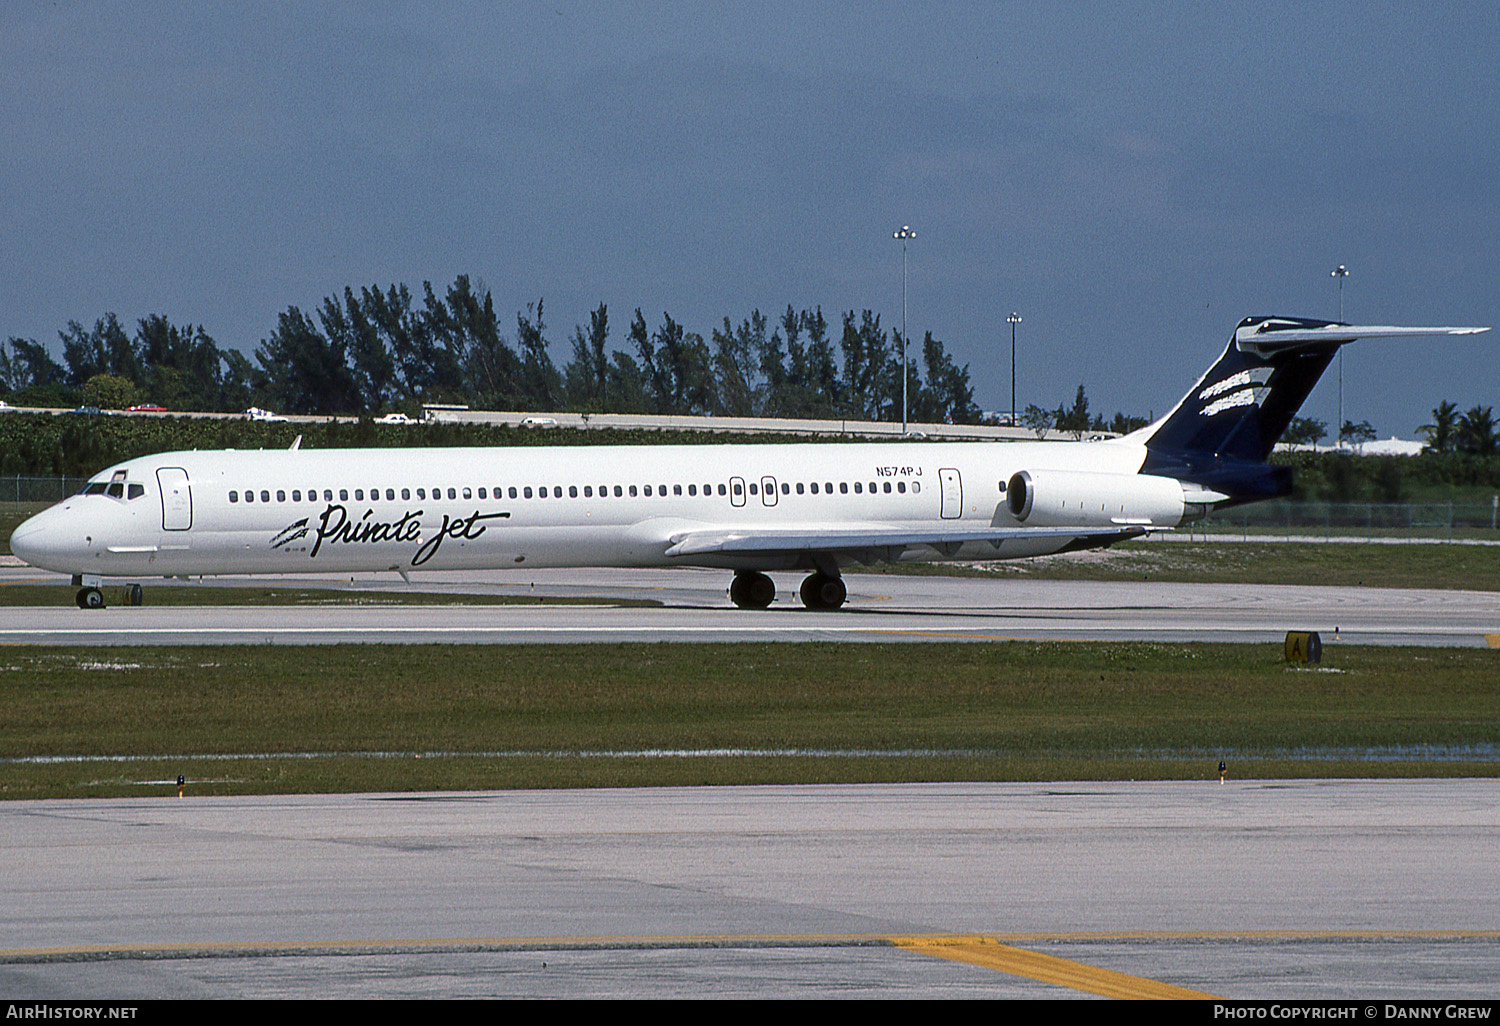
[2,565,1498,646]
[4,564,1498,999]
[3,781,1498,999]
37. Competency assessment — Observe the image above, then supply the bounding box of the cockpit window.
[83,482,108,495]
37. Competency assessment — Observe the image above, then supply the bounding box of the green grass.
[2,642,1496,799]
[872,539,1500,590]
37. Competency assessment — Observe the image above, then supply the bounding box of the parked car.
[374,412,414,425]
[127,404,168,413]
[244,406,287,422]
[520,416,559,428]
[68,405,103,416]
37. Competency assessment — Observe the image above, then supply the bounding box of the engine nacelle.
[1006,469,1186,528]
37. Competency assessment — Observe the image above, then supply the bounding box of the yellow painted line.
[893,935,1217,1000]
[6,928,1499,963]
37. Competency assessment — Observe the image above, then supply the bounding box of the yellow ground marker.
[892,935,1219,1000]
[1485,634,1500,648]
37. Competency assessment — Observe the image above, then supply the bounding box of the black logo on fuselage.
[275,503,511,566]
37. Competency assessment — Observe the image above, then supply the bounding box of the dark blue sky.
[3,2,1495,434]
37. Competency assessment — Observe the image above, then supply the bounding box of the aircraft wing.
[665,524,1149,562]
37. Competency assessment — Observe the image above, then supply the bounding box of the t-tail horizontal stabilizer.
[1139,316,1489,504]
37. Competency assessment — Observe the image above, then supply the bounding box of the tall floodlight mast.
[893,225,916,434]
[1332,264,1349,447]
[1007,312,1022,426]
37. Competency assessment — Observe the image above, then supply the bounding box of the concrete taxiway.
[2,781,1497,999]
[2,565,1498,646]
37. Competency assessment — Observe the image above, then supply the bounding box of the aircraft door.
[939,468,962,519]
[730,476,746,507]
[157,467,192,531]
[761,476,778,506]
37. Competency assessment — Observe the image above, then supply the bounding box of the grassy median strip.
[873,539,1500,591]
[2,642,1497,798]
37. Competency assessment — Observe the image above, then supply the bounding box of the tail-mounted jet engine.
[1006,469,1188,529]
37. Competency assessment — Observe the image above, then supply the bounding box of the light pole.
[1331,264,1348,447]
[893,225,915,433]
[1007,312,1022,426]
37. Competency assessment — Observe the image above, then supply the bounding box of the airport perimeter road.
[2,781,1497,999]
[2,567,1498,646]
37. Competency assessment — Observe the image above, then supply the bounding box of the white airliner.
[9,316,1487,610]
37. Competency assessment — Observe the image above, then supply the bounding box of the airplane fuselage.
[11,437,1161,580]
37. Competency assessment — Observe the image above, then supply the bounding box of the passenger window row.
[226,478,920,504]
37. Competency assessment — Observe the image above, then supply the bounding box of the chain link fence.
[1190,499,1500,541]
[3,475,91,505]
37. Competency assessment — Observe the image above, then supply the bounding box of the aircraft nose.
[8,518,46,566]
[8,509,83,573]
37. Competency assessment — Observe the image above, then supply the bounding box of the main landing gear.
[798,571,847,611]
[729,571,776,610]
[728,571,847,611]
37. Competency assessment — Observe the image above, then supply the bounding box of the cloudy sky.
[3,1,1496,434]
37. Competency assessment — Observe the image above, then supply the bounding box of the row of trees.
[1281,402,1498,455]
[1,275,991,424]
[1418,401,1498,455]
